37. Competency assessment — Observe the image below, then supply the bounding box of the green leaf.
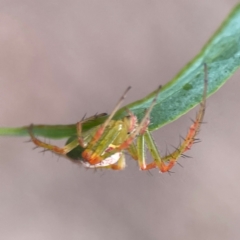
[1,4,240,138]
[0,115,107,139]
[115,3,240,131]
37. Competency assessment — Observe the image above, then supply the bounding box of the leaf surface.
[1,4,240,138]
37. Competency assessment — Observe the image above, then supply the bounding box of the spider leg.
[139,130,164,171]
[142,64,208,172]
[127,135,147,169]
[76,122,85,147]
[87,86,131,146]
[76,113,108,148]
[28,124,79,155]
[115,85,162,151]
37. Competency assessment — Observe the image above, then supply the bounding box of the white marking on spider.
[81,152,121,168]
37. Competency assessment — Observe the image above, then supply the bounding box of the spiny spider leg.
[142,64,208,172]
[28,114,106,156]
[114,85,162,151]
[76,86,131,148]
[28,124,79,155]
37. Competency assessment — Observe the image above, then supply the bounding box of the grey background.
[0,1,240,239]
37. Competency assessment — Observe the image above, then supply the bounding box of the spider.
[28,65,207,172]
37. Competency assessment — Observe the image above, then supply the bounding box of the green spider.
[28,65,207,172]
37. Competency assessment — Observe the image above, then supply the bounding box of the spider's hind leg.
[141,64,208,173]
[28,124,79,156]
[161,64,208,171]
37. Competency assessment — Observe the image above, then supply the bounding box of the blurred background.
[0,1,240,239]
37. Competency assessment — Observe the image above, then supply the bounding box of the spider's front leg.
[75,87,132,166]
[78,86,131,147]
